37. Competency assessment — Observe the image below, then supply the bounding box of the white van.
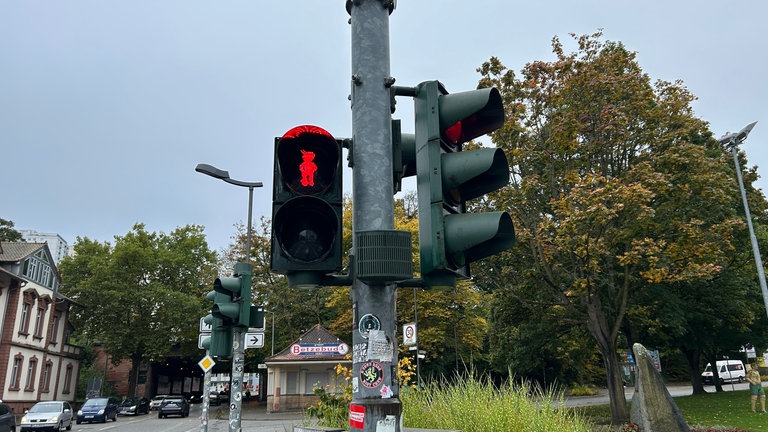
[701,360,745,384]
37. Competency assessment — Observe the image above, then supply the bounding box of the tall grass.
[401,373,592,432]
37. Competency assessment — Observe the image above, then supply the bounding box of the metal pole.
[414,286,420,388]
[731,146,768,318]
[246,186,254,260]
[200,357,212,432]
[348,1,400,431]
[271,311,275,356]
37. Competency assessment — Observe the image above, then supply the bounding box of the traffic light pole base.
[349,398,402,432]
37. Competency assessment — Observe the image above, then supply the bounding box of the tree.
[478,32,742,422]
[0,218,23,242]
[58,223,217,396]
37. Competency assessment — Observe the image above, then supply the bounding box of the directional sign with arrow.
[246,332,265,349]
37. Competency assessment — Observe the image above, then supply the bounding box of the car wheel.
[66,420,72,431]
[76,420,81,425]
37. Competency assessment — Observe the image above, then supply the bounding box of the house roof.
[267,324,350,363]
[0,242,47,262]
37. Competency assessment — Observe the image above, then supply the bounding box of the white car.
[21,400,74,431]
[149,395,168,411]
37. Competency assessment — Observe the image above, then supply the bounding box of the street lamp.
[718,122,768,318]
[195,163,263,260]
[263,310,276,356]
[195,163,262,432]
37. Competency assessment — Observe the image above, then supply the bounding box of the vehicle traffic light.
[202,292,234,358]
[212,262,252,328]
[413,80,515,286]
[271,125,343,288]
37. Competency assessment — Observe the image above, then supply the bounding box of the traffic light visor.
[277,125,339,196]
[439,87,505,145]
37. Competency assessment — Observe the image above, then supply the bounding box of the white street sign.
[246,332,265,349]
[403,323,417,346]
[198,333,209,350]
[200,317,212,333]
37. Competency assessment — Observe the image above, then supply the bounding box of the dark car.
[118,397,149,415]
[158,396,190,419]
[76,397,119,424]
[0,402,14,432]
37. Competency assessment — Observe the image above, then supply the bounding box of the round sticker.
[360,361,384,389]
[358,314,381,339]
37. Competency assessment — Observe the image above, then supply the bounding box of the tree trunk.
[129,353,141,396]
[681,348,707,395]
[586,303,628,422]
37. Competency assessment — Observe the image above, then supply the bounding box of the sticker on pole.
[350,404,365,429]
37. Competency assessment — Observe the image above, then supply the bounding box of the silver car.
[20,400,73,432]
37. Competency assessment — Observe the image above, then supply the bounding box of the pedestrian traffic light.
[202,293,233,358]
[413,80,515,286]
[271,125,343,288]
[212,262,252,328]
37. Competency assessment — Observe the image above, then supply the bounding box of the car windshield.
[83,398,107,407]
[29,402,62,413]
[152,395,166,401]
[121,398,138,406]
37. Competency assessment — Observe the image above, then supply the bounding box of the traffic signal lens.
[277,125,339,195]
[273,196,338,263]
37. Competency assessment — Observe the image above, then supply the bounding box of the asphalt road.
[563,381,754,408]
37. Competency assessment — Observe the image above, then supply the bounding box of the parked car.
[76,397,119,424]
[701,360,746,384]
[158,396,190,418]
[0,402,14,432]
[118,397,149,415]
[149,395,168,411]
[20,400,73,432]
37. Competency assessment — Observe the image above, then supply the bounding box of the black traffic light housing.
[271,125,343,288]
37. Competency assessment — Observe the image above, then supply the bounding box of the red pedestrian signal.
[271,125,343,288]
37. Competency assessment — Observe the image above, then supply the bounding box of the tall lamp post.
[719,122,768,318]
[195,163,263,258]
[195,163,262,432]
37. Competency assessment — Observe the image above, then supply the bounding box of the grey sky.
[2,1,766,253]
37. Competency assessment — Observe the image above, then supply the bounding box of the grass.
[401,375,593,432]
[575,388,765,432]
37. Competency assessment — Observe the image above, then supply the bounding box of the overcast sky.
[2,1,766,254]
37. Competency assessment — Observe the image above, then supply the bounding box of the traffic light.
[202,292,233,358]
[271,125,343,288]
[212,262,252,328]
[414,80,515,286]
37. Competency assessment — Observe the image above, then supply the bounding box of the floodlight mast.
[720,122,768,318]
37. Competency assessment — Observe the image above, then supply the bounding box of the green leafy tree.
[477,32,742,422]
[0,218,23,242]
[59,223,217,396]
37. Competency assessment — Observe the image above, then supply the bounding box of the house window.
[62,364,73,394]
[49,315,60,344]
[33,307,44,338]
[41,361,53,392]
[9,355,23,390]
[25,357,38,391]
[19,302,31,335]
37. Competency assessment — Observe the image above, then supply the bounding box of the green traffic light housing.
[413,80,515,286]
[202,312,233,358]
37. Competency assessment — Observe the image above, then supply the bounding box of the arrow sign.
[246,332,265,349]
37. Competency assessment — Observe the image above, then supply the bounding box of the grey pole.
[730,145,768,318]
[347,1,401,431]
[719,122,768,318]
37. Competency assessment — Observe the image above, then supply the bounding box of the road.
[66,404,304,432]
[563,381,754,408]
